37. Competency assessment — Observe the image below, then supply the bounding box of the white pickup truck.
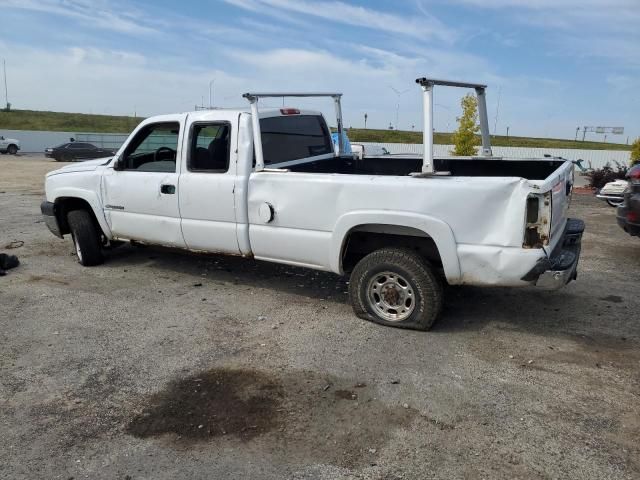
[0,135,20,155]
[41,78,584,330]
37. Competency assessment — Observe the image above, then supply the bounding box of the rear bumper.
[523,218,584,289]
[616,193,640,237]
[596,193,624,201]
[40,200,64,238]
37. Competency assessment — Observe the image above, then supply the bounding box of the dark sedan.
[44,142,116,162]
[616,164,640,237]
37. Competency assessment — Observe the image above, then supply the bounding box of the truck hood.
[46,157,113,176]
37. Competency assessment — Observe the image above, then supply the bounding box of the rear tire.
[606,199,623,207]
[67,209,104,266]
[349,247,443,331]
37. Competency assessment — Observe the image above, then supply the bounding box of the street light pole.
[209,79,215,108]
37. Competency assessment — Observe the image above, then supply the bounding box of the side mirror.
[113,156,124,170]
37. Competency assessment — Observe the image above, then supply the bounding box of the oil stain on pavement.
[126,367,416,467]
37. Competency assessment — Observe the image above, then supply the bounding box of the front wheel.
[7,145,18,155]
[349,247,443,331]
[67,209,104,266]
[607,199,623,207]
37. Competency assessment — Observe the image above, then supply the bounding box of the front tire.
[349,248,443,331]
[607,199,623,207]
[67,209,104,266]
[7,145,18,155]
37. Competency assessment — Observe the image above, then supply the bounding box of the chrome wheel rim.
[367,271,415,322]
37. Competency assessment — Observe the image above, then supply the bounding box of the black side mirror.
[113,157,124,170]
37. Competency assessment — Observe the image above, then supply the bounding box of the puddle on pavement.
[126,368,416,467]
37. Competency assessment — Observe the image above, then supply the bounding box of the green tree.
[631,137,640,165]
[451,93,480,156]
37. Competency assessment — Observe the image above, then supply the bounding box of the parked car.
[616,164,640,237]
[44,142,116,162]
[0,135,21,155]
[351,143,391,159]
[596,179,628,207]
[40,78,584,331]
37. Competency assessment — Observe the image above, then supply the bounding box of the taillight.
[628,164,640,185]
[628,210,639,223]
[280,108,300,115]
[523,192,551,248]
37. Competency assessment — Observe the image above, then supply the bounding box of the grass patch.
[346,128,631,151]
[0,109,631,151]
[0,109,143,134]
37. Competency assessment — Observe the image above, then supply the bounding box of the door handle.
[160,184,176,194]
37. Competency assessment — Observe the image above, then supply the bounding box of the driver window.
[121,122,179,172]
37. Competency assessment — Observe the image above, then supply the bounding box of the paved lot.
[1,155,639,479]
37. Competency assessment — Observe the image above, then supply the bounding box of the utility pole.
[575,127,580,141]
[364,113,368,129]
[506,126,510,138]
[2,59,8,110]
[209,79,215,108]
[493,86,501,134]
[582,126,587,142]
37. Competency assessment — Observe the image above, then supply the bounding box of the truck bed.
[286,155,565,180]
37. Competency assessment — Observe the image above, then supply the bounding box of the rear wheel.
[349,247,443,331]
[607,199,623,207]
[7,145,17,155]
[67,209,104,266]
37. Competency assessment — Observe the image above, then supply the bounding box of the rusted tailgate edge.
[521,218,584,287]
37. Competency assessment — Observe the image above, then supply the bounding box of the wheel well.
[54,197,101,236]
[341,225,443,273]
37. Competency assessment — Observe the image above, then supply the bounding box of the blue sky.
[0,0,638,141]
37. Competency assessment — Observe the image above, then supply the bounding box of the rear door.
[101,119,186,247]
[178,118,240,253]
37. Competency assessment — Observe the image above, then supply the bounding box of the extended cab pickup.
[41,78,584,330]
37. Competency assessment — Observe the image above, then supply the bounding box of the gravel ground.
[1,155,639,480]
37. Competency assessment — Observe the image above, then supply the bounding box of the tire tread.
[67,209,104,266]
[349,247,443,330]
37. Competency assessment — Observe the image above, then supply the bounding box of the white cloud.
[448,0,640,70]
[0,0,157,34]
[225,0,454,42]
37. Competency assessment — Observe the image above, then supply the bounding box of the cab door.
[178,119,240,253]
[101,119,186,247]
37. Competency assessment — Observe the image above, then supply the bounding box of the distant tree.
[451,93,480,156]
[631,137,640,165]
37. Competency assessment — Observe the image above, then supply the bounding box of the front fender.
[50,187,112,239]
[331,210,462,283]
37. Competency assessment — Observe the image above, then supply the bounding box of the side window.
[259,115,333,165]
[121,123,179,173]
[188,123,230,172]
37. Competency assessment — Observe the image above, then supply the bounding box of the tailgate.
[548,161,574,248]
